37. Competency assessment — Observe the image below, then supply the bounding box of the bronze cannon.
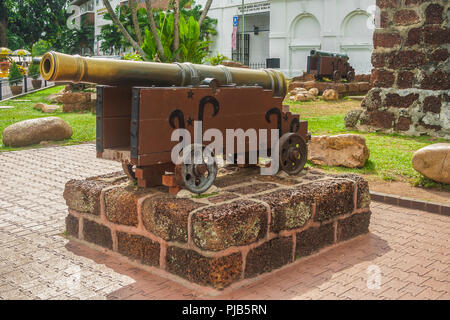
[40,52,309,194]
[307,50,355,82]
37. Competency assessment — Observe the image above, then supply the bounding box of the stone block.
[423,96,441,113]
[63,172,126,216]
[337,211,371,242]
[65,214,79,238]
[393,9,421,26]
[255,188,312,233]
[336,174,370,209]
[397,71,414,89]
[308,179,355,221]
[104,186,144,226]
[295,223,334,258]
[117,232,160,266]
[191,200,268,251]
[371,69,395,88]
[385,93,419,108]
[373,32,401,48]
[424,25,449,45]
[395,117,412,131]
[166,246,242,289]
[245,237,293,278]
[64,179,106,216]
[141,196,205,242]
[82,219,113,249]
[425,3,443,24]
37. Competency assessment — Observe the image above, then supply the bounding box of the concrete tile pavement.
[0,144,449,300]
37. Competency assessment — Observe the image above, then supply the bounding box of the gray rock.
[345,109,363,128]
[2,117,73,147]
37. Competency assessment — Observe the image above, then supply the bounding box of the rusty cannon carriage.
[40,51,310,194]
[307,50,355,82]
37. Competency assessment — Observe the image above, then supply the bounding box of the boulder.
[294,92,313,102]
[412,143,450,184]
[2,117,73,147]
[345,109,363,128]
[45,89,65,104]
[59,91,91,105]
[322,89,339,101]
[309,88,319,96]
[34,103,45,110]
[42,105,60,113]
[59,91,92,112]
[308,134,370,168]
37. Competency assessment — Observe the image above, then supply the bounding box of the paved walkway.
[0,144,449,300]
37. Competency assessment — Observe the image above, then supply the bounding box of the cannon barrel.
[310,50,349,60]
[40,51,287,97]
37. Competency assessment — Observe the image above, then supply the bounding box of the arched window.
[340,10,374,74]
[289,14,321,77]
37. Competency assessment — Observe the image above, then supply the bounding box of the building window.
[232,33,249,66]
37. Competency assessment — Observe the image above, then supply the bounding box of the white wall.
[201,0,376,78]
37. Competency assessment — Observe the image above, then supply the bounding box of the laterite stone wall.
[358,0,449,139]
[63,169,372,291]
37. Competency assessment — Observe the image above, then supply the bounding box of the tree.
[0,0,8,47]
[144,0,166,60]
[102,0,146,58]
[5,0,69,50]
[32,40,52,57]
[198,0,213,27]
[101,0,215,62]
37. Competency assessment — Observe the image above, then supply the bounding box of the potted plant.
[8,62,23,95]
[28,63,41,90]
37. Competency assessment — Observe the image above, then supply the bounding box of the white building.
[198,0,376,77]
[72,0,376,77]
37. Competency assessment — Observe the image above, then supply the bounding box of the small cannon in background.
[307,50,355,82]
[40,51,310,194]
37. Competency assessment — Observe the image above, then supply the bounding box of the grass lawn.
[288,97,449,190]
[0,86,96,152]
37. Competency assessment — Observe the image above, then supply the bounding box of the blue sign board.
[233,16,238,27]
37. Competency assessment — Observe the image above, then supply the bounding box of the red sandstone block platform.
[289,80,371,96]
[63,167,371,291]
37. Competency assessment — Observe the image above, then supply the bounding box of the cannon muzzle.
[310,50,349,60]
[40,51,287,97]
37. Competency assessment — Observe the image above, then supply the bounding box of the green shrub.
[123,53,144,61]
[206,53,229,66]
[8,62,23,85]
[32,39,52,57]
[28,63,40,80]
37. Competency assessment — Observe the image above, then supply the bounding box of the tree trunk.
[172,0,180,61]
[144,0,166,62]
[128,0,143,46]
[198,0,213,27]
[0,2,7,47]
[102,0,147,59]
[0,20,7,47]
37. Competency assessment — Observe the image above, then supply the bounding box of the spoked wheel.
[179,144,218,194]
[332,70,341,82]
[347,70,355,82]
[279,133,308,175]
[122,161,136,181]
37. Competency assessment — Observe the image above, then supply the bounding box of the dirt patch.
[288,99,362,118]
[369,180,450,205]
